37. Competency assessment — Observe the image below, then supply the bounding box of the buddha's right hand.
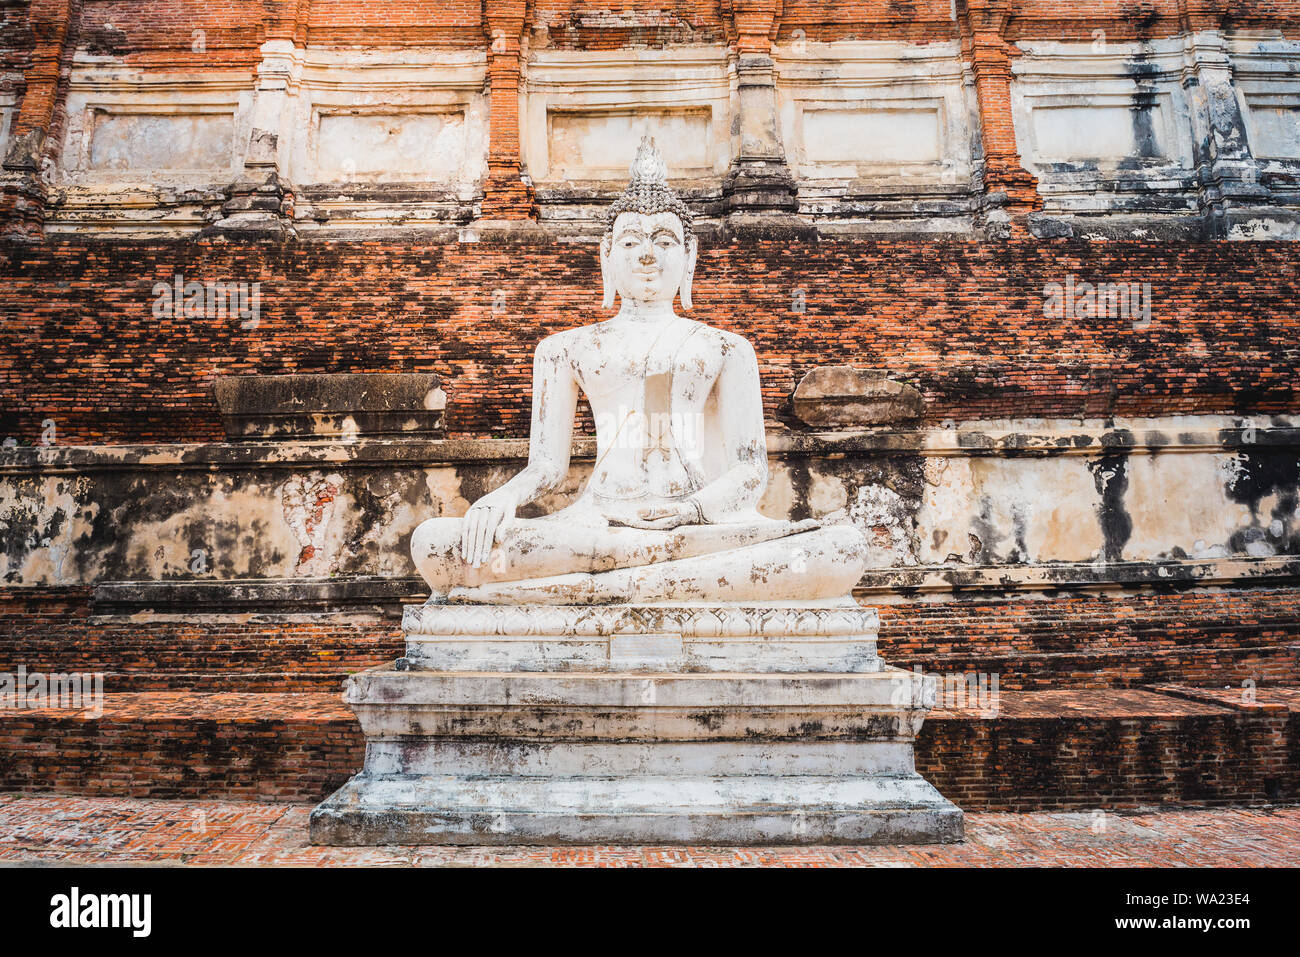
[460,488,518,568]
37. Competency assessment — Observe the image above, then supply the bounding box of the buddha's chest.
[573,322,723,408]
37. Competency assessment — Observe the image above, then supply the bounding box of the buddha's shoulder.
[534,320,755,356]
[533,325,589,357]
[668,320,754,353]
[704,325,757,359]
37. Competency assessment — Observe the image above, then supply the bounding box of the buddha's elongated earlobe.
[679,235,698,311]
[600,235,616,310]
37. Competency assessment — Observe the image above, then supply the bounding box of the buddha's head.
[600,135,698,312]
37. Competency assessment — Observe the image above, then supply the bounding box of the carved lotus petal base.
[401,600,882,673]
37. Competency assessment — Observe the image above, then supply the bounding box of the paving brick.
[0,793,1295,866]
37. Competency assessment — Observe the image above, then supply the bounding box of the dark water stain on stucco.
[1088,450,1133,563]
[970,498,996,564]
[1221,445,1300,555]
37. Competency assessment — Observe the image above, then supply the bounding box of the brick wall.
[0,593,403,691]
[878,588,1300,690]
[533,0,728,49]
[2,239,1297,445]
[2,587,1295,692]
[7,1,1300,83]
[77,0,265,69]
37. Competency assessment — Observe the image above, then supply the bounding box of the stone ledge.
[342,665,932,742]
[345,665,932,717]
[317,664,958,845]
[860,556,1300,598]
[4,415,1295,474]
[213,373,446,440]
[791,366,924,428]
[90,576,422,613]
[72,556,1300,613]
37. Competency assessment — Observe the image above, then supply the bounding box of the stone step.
[0,693,361,803]
[1,687,1295,811]
[924,686,1299,812]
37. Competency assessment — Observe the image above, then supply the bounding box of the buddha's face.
[604,211,694,306]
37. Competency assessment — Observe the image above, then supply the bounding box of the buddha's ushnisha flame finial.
[603,133,694,240]
[628,134,669,186]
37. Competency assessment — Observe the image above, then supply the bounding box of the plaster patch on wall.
[1227,219,1300,240]
[118,484,296,581]
[803,107,942,164]
[758,466,798,520]
[87,111,234,172]
[523,48,732,184]
[422,469,454,517]
[1220,450,1300,558]
[1124,454,1254,561]
[1243,101,1300,160]
[774,39,974,198]
[281,474,343,576]
[547,108,711,180]
[2,417,1296,588]
[1007,459,1106,562]
[917,457,976,564]
[1030,103,1170,162]
[824,483,918,568]
[805,473,849,517]
[1010,39,1201,221]
[0,99,14,156]
[313,110,466,182]
[1231,489,1299,557]
[0,477,98,584]
[916,457,1108,565]
[348,477,431,578]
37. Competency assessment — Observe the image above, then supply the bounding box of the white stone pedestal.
[310,602,963,845]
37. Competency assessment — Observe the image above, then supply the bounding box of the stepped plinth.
[309,601,962,845]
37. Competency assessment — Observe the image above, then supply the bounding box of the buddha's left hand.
[615,501,701,531]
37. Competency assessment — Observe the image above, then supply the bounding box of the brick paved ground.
[0,794,1295,867]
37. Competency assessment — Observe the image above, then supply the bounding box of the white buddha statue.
[411,136,867,604]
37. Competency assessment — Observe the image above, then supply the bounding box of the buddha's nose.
[638,246,656,265]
